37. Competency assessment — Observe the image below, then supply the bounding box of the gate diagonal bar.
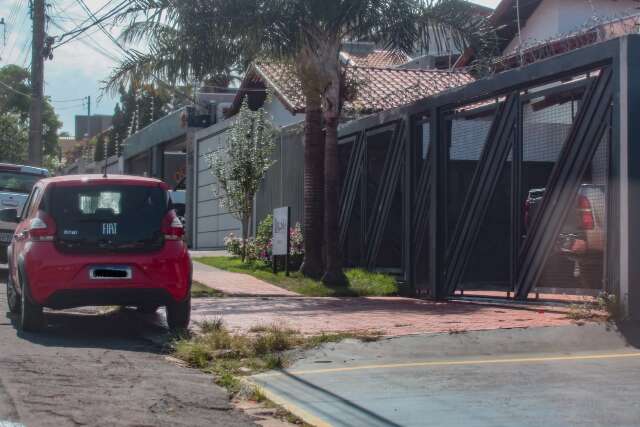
[413,140,432,261]
[516,66,614,299]
[444,94,519,296]
[365,121,406,269]
[338,131,366,248]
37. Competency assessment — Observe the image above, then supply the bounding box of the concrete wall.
[505,0,640,54]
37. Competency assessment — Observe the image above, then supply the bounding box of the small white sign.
[272,207,289,256]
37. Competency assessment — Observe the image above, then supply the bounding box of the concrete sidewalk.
[192,261,299,297]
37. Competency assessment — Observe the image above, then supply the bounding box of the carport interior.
[337,36,639,311]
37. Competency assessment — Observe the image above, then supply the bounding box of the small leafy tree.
[206,98,276,262]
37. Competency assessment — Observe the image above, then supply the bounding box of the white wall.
[263,97,305,128]
[505,0,640,54]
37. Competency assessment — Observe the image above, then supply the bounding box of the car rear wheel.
[579,257,604,290]
[166,296,190,331]
[6,273,19,314]
[19,274,44,332]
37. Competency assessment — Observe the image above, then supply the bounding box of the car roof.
[0,163,49,176]
[39,174,167,188]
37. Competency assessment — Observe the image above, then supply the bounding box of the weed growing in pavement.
[172,321,382,383]
[172,322,381,425]
[567,292,619,321]
[197,316,225,333]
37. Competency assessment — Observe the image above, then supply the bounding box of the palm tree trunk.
[321,78,347,287]
[299,97,324,278]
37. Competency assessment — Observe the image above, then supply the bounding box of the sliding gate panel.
[339,122,405,274]
[517,67,613,298]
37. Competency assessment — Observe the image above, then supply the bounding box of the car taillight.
[29,210,56,241]
[162,210,184,241]
[577,195,595,230]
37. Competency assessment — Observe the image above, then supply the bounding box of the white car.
[0,163,49,262]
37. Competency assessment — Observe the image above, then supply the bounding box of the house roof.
[230,62,474,117]
[340,50,411,68]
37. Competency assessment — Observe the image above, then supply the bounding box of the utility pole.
[28,0,45,166]
[86,95,91,138]
[0,18,6,48]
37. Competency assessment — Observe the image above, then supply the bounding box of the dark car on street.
[1,174,191,332]
[0,163,49,263]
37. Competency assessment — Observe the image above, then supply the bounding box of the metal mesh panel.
[338,138,360,267]
[521,85,610,294]
[521,98,577,291]
[366,130,393,223]
[461,150,513,290]
[533,124,609,293]
[446,113,494,245]
[365,128,401,270]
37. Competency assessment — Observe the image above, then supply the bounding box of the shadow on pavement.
[7,306,173,352]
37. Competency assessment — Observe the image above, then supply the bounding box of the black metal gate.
[338,38,623,302]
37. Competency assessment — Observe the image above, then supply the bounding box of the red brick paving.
[191,296,581,337]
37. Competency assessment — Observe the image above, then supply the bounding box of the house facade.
[190,53,474,249]
[499,0,640,54]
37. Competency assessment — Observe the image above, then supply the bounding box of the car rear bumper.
[44,288,179,310]
[21,241,191,307]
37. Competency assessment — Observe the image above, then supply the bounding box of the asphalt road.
[0,269,254,427]
[253,323,640,427]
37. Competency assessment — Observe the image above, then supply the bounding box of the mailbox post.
[272,207,290,276]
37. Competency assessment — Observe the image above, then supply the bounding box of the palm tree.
[107,0,495,285]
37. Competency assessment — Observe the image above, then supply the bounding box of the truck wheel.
[20,277,44,332]
[166,297,191,331]
[6,273,19,314]
[579,258,604,290]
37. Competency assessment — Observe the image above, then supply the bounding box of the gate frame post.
[620,35,640,319]
[403,115,414,291]
[429,107,447,299]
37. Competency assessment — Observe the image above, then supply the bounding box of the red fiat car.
[0,175,191,332]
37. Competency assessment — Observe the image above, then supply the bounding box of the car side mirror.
[0,208,19,223]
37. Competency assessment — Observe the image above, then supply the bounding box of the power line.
[49,17,120,62]
[0,78,31,97]
[52,0,129,50]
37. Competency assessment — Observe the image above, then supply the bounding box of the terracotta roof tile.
[341,50,411,68]
[235,62,474,116]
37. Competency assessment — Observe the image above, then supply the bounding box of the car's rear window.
[50,184,168,253]
[0,172,41,194]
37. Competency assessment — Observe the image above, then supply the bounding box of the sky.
[0,0,502,136]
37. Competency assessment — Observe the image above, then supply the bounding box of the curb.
[241,377,332,427]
